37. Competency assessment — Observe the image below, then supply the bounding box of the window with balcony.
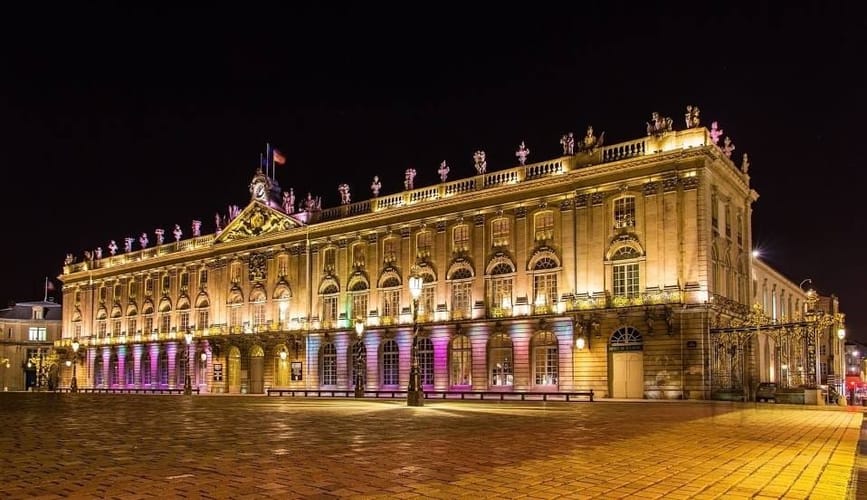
[534,211,554,241]
[491,218,510,248]
[489,262,514,316]
[453,224,469,253]
[612,246,640,298]
[450,274,472,320]
[614,197,636,229]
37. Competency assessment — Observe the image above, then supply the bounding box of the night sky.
[2,5,864,340]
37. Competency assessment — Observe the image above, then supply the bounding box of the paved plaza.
[0,393,863,499]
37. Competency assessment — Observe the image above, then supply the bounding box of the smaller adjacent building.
[0,300,63,391]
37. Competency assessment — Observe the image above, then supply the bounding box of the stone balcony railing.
[63,127,724,275]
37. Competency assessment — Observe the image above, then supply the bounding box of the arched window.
[158,350,169,386]
[488,260,515,315]
[417,337,434,385]
[610,327,643,348]
[93,353,104,387]
[349,278,369,321]
[141,350,152,386]
[381,340,399,386]
[532,331,558,386]
[109,351,119,387]
[450,334,472,387]
[320,343,337,386]
[448,262,474,320]
[349,340,367,388]
[531,255,559,313]
[612,246,640,298]
[488,333,513,387]
[250,288,267,328]
[124,352,134,386]
[274,343,290,386]
[319,281,339,328]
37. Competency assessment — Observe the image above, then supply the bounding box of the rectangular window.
[490,277,513,312]
[351,293,368,321]
[129,281,138,299]
[278,256,288,277]
[534,211,554,241]
[127,318,137,335]
[113,283,122,302]
[112,320,122,336]
[99,286,107,303]
[489,349,513,386]
[453,225,469,253]
[160,313,171,333]
[417,231,432,257]
[228,306,242,328]
[382,289,400,321]
[451,281,472,320]
[180,272,189,290]
[144,316,154,335]
[382,344,399,385]
[199,269,208,289]
[533,273,558,312]
[614,197,636,228]
[724,204,732,239]
[74,323,81,339]
[252,303,266,326]
[145,278,153,295]
[711,193,719,232]
[322,295,338,326]
[322,349,337,385]
[97,321,107,337]
[230,264,241,284]
[491,218,510,247]
[28,327,47,341]
[198,309,209,330]
[383,238,397,263]
[534,346,558,385]
[323,248,335,272]
[420,285,435,321]
[179,311,191,331]
[737,213,744,247]
[161,275,170,294]
[613,263,639,297]
[352,244,366,268]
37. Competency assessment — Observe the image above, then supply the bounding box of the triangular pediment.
[215,201,302,243]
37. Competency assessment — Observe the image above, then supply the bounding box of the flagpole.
[44,277,48,302]
[265,142,271,180]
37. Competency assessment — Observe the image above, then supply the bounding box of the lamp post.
[354,319,365,398]
[837,325,846,403]
[183,330,193,395]
[70,339,79,393]
[407,265,424,406]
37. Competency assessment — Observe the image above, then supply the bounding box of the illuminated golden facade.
[59,118,767,399]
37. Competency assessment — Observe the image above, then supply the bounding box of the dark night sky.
[2,5,865,339]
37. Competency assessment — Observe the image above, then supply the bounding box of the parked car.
[756,382,777,402]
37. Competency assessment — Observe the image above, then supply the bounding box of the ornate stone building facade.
[1,300,62,391]
[58,111,822,400]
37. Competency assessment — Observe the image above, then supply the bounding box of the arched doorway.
[610,327,644,398]
[227,346,241,393]
[249,345,265,394]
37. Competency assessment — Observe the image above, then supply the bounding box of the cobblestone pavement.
[0,393,862,499]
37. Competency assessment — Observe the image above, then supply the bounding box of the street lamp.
[407,265,424,406]
[183,329,193,395]
[70,339,80,393]
[354,319,365,398]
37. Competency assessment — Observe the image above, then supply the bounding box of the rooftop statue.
[438,161,449,182]
[646,112,673,136]
[282,189,295,214]
[741,153,750,174]
[64,253,74,265]
[139,233,149,249]
[94,247,102,260]
[173,224,183,242]
[338,183,351,204]
[108,240,118,256]
[560,132,575,155]
[515,141,530,165]
[155,228,165,246]
[215,213,223,232]
[192,220,202,237]
[709,121,724,145]
[723,137,736,158]
[124,237,133,253]
[579,126,605,152]
[404,169,417,190]
[370,176,382,197]
[473,150,487,174]
[684,105,701,128]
